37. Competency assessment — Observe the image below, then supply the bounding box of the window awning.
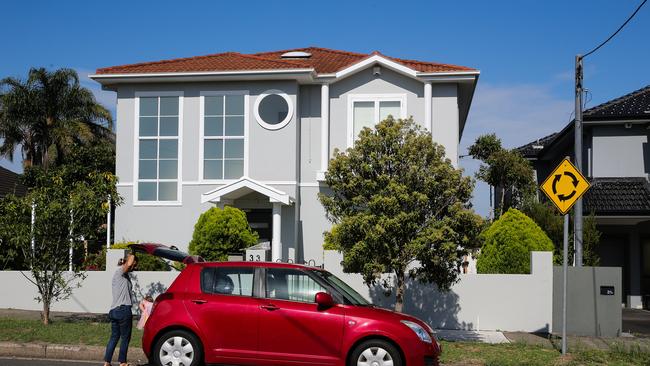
[200,177,294,205]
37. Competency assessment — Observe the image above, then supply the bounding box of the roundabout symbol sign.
[540,158,590,215]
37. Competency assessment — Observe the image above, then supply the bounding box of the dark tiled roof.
[96,46,476,75]
[583,177,650,215]
[0,166,27,198]
[583,85,650,121]
[516,132,558,158]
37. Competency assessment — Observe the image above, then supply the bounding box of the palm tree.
[0,68,112,170]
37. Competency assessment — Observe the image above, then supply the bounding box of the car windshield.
[311,270,370,306]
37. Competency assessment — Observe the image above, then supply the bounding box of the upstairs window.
[202,93,246,180]
[137,95,181,202]
[348,95,406,147]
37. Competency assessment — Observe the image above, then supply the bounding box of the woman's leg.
[117,307,133,364]
[103,309,122,364]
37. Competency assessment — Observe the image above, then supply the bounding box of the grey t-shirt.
[110,267,133,310]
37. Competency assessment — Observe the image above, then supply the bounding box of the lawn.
[1,317,650,365]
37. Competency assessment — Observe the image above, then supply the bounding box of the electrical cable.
[582,0,647,58]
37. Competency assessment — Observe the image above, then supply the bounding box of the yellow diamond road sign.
[540,158,591,215]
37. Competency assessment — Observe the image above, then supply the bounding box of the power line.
[583,0,648,58]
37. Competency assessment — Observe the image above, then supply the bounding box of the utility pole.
[574,55,584,267]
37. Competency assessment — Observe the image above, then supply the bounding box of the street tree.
[468,134,536,218]
[0,68,112,170]
[319,117,483,312]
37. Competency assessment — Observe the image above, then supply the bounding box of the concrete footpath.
[0,342,147,364]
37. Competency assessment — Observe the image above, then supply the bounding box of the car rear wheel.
[349,339,403,366]
[153,329,203,366]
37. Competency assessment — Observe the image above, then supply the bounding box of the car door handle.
[260,304,279,311]
[191,299,207,304]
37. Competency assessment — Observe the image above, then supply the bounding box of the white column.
[424,81,432,133]
[272,202,282,262]
[106,195,112,249]
[318,83,330,180]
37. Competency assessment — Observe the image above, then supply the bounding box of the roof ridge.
[235,52,307,67]
[306,46,369,58]
[97,52,244,73]
[387,55,476,71]
[584,84,650,115]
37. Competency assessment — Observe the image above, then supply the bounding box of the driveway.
[622,308,650,335]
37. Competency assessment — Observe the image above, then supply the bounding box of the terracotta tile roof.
[95,46,476,75]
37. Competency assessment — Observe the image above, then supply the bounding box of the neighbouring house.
[0,166,26,199]
[90,47,479,265]
[518,85,650,309]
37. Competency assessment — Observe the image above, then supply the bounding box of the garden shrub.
[477,208,554,274]
[188,207,258,261]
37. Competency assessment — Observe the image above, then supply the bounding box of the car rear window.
[201,267,254,296]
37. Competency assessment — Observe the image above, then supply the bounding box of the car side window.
[201,267,254,296]
[266,268,326,303]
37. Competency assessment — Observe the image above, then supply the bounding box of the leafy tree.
[0,68,112,170]
[319,117,483,312]
[468,134,535,218]
[0,170,120,324]
[189,207,259,261]
[477,208,554,274]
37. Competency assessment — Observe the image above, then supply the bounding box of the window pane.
[138,182,156,201]
[139,140,157,159]
[159,160,178,179]
[160,117,178,136]
[204,160,223,180]
[201,267,254,296]
[160,96,179,116]
[205,96,224,116]
[139,160,157,179]
[224,160,243,179]
[353,101,375,139]
[225,116,244,136]
[224,140,244,159]
[225,95,244,115]
[158,182,177,201]
[139,117,158,136]
[266,269,325,303]
[140,97,158,116]
[204,117,223,136]
[379,101,401,121]
[204,140,223,159]
[258,94,289,125]
[159,140,178,159]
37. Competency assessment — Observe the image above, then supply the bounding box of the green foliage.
[188,206,258,261]
[522,199,601,266]
[319,116,483,311]
[477,208,554,274]
[468,134,535,217]
[109,241,170,271]
[0,68,113,170]
[322,224,341,250]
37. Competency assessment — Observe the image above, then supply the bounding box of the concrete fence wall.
[324,251,554,333]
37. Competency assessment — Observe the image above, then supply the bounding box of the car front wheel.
[152,329,203,366]
[349,339,403,366]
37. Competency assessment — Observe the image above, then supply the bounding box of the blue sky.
[2,0,649,216]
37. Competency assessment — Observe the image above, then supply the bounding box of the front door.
[246,209,272,243]
[186,266,259,365]
[256,268,345,366]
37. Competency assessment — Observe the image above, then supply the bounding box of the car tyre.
[152,329,203,366]
[349,339,403,366]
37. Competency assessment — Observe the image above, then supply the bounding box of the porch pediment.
[200,177,294,205]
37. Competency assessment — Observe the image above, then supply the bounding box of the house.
[518,85,650,308]
[90,47,479,265]
[0,166,27,199]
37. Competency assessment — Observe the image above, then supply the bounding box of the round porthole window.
[254,90,293,130]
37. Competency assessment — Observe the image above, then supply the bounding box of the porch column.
[628,227,642,308]
[424,81,432,133]
[272,202,282,262]
[317,83,330,180]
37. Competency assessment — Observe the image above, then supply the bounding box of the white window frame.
[133,91,184,206]
[199,90,250,183]
[346,94,407,147]
[254,89,294,130]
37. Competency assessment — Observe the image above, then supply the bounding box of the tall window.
[138,96,180,202]
[349,96,404,146]
[203,94,245,180]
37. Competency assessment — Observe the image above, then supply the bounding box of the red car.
[130,244,441,366]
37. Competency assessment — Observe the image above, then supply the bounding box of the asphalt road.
[0,359,148,366]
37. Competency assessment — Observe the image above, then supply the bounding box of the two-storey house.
[518,85,650,308]
[90,47,479,266]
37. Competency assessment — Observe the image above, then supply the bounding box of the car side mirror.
[315,292,335,308]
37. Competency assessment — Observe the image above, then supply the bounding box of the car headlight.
[401,320,432,343]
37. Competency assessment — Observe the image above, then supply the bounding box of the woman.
[103,253,137,366]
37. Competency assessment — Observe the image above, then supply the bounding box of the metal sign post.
[561,213,569,355]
